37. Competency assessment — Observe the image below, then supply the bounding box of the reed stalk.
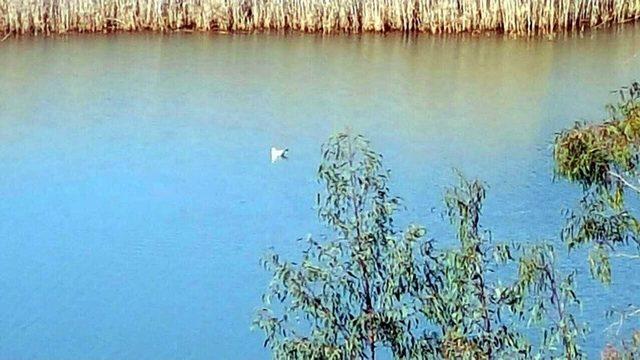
[0,0,638,35]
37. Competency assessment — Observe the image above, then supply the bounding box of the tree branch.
[608,171,640,194]
[611,252,640,260]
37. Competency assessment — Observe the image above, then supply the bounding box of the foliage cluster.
[554,82,640,358]
[554,82,640,283]
[254,133,585,359]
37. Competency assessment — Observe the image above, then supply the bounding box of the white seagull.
[270,147,288,163]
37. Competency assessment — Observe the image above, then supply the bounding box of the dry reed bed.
[0,0,639,36]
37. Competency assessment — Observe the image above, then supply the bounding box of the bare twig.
[609,171,640,194]
[604,307,640,336]
[0,33,10,42]
[611,253,640,260]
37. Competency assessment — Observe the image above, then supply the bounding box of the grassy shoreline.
[0,0,639,36]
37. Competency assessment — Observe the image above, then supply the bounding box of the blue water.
[0,29,639,359]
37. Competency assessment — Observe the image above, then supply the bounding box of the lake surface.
[0,27,639,359]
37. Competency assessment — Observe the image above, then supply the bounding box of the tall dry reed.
[0,0,638,36]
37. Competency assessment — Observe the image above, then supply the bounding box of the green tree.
[435,176,584,360]
[554,81,640,357]
[253,133,428,359]
[255,132,584,359]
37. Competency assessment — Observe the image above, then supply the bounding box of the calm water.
[1,28,639,359]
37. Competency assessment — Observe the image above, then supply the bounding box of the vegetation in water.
[1,0,639,36]
[253,132,586,359]
[554,82,640,358]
